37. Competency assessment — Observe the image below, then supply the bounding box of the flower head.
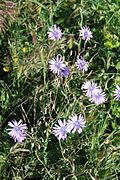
[47,24,62,41]
[113,85,120,101]
[76,56,88,72]
[7,120,27,143]
[82,80,99,98]
[90,89,106,105]
[67,114,85,134]
[79,26,93,41]
[49,55,70,77]
[53,120,68,140]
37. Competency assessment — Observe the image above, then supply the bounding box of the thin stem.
[35,150,53,179]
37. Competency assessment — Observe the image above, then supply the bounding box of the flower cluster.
[7,120,27,143]
[48,25,92,76]
[82,80,106,105]
[47,24,120,103]
[53,113,85,140]
[47,25,93,42]
[5,23,119,147]
[49,54,89,77]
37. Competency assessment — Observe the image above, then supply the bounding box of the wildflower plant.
[1,0,119,179]
[53,113,85,140]
[82,80,106,105]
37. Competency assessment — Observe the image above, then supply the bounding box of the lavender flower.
[75,56,88,72]
[113,85,120,101]
[90,89,106,105]
[67,114,85,134]
[79,26,93,41]
[82,80,99,98]
[7,120,27,143]
[47,24,62,41]
[49,55,70,77]
[82,80,106,105]
[53,120,68,140]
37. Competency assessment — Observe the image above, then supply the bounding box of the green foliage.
[0,0,120,179]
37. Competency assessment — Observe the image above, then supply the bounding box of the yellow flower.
[22,47,28,53]
[3,66,11,72]
[13,54,19,63]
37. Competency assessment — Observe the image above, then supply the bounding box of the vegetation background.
[0,0,120,179]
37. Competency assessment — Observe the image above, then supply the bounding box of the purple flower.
[67,114,85,134]
[59,67,70,76]
[49,55,70,77]
[90,89,106,105]
[75,56,88,72]
[47,24,62,41]
[7,120,27,143]
[79,26,93,41]
[53,120,68,140]
[113,85,120,101]
[82,80,99,98]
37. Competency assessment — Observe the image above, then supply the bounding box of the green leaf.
[116,62,120,70]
